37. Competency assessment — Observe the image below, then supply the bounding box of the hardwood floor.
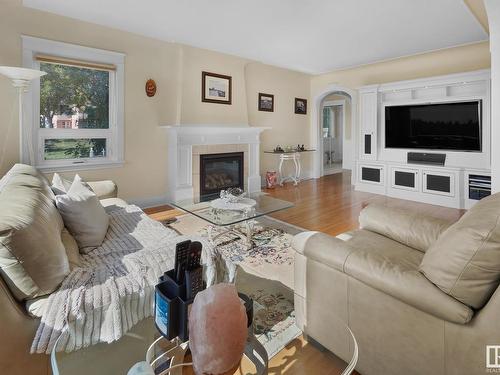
[144,172,464,375]
[182,335,355,375]
[265,171,464,236]
[145,171,464,237]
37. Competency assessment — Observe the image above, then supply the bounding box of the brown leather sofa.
[293,195,500,375]
[0,164,127,375]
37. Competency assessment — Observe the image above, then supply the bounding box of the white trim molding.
[162,125,269,201]
[311,84,358,180]
[21,36,125,172]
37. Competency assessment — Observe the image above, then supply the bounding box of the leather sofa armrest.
[359,204,454,252]
[87,180,118,199]
[292,231,357,272]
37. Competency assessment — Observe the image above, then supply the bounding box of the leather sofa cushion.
[0,164,70,301]
[100,197,128,212]
[292,231,356,271]
[343,230,473,324]
[420,192,500,309]
[359,204,453,252]
[87,180,118,199]
[292,230,473,324]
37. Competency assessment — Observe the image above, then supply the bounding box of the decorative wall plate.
[145,79,157,97]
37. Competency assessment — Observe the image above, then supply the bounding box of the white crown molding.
[371,69,491,92]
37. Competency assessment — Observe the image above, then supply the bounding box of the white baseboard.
[128,194,169,209]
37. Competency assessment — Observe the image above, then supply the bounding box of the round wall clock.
[145,79,157,97]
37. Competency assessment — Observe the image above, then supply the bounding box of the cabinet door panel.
[359,164,384,185]
[391,167,419,192]
[422,171,455,197]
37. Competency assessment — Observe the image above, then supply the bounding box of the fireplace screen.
[200,152,244,200]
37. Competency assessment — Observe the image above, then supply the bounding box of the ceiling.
[22,0,488,75]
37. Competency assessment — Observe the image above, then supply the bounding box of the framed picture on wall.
[295,98,307,114]
[258,93,274,112]
[202,71,232,104]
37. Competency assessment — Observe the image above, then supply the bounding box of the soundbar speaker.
[407,152,446,166]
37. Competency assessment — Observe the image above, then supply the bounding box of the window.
[22,36,124,171]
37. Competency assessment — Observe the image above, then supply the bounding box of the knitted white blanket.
[31,205,214,354]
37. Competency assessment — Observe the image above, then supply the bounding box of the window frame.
[22,36,125,172]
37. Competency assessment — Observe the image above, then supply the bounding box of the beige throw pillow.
[0,165,70,301]
[55,176,109,251]
[419,193,500,309]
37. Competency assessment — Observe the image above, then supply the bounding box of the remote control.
[174,240,191,283]
[185,267,204,300]
[186,241,202,271]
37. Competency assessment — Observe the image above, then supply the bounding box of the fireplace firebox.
[200,152,244,200]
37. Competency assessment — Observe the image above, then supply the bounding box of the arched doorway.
[310,85,358,182]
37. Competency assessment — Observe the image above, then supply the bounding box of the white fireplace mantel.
[162,125,270,201]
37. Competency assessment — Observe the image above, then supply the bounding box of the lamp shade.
[0,66,46,88]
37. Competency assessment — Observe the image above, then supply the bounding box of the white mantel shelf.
[162,125,270,145]
[164,125,270,201]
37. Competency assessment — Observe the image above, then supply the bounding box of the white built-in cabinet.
[358,161,463,208]
[355,70,491,209]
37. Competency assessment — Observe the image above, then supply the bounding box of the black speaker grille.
[426,174,450,193]
[394,171,415,188]
[407,152,446,166]
[364,134,371,154]
[362,167,380,183]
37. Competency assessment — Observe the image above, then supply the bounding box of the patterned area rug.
[165,214,303,358]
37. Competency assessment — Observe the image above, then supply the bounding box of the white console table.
[264,150,314,186]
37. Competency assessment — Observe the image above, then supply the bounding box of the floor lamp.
[0,66,46,166]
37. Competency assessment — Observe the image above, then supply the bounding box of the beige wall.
[0,0,491,202]
[245,63,312,177]
[311,42,491,96]
[0,0,311,202]
[0,0,180,201]
[310,42,490,176]
[179,46,250,125]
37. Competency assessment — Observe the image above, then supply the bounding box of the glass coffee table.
[170,192,294,283]
[170,192,294,248]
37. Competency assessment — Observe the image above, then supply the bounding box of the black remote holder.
[155,266,206,342]
[155,274,181,340]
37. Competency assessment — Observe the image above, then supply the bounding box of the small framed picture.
[202,71,232,105]
[295,98,307,114]
[258,93,274,112]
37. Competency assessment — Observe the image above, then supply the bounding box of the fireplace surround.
[164,125,269,201]
[200,152,244,200]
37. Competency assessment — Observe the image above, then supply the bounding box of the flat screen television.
[385,101,482,151]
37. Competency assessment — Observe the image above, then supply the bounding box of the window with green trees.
[39,62,110,160]
[23,36,124,170]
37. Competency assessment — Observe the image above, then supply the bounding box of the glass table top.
[170,192,294,226]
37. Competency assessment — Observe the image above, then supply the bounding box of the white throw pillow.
[55,176,109,251]
[51,173,92,195]
[51,173,73,195]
